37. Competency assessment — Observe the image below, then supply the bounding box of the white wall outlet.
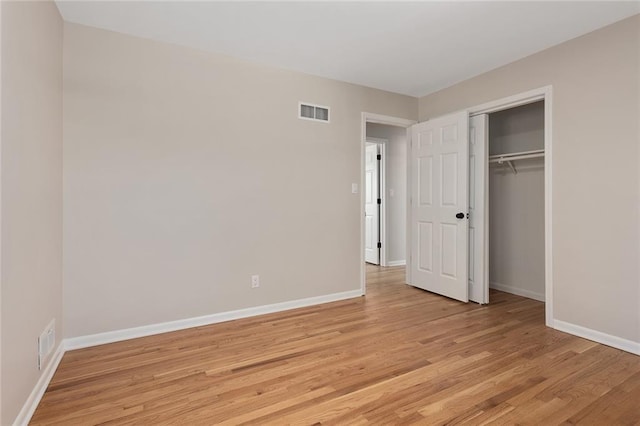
[351,183,358,194]
[251,274,260,288]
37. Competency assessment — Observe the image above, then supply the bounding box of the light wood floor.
[32,265,640,425]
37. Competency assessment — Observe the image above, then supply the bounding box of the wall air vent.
[299,102,330,123]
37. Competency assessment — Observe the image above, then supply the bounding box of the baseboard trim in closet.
[489,281,545,302]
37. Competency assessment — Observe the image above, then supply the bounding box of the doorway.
[360,113,415,294]
[486,101,546,303]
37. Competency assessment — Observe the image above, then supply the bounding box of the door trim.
[469,114,489,304]
[468,85,553,327]
[366,137,387,267]
[361,113,416,295]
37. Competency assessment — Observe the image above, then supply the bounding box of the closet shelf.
[488,149,544,174]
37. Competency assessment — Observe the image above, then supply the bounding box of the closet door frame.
[467,86,553,327]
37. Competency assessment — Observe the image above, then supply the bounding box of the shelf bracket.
[498,159,518,174]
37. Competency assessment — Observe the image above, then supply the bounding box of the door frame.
[365,137,387,267]
[467,85,553,327]
[361,113,416,295]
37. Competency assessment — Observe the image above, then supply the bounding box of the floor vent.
[38,320,56,370]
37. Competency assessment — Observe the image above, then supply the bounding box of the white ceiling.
[55,1,640,97]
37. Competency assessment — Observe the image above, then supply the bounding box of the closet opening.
[485,101,545,303]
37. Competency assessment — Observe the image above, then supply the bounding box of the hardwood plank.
[30,265,640,424]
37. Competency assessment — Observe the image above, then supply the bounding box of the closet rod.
[488,150,545,164]
[488,151,544,175]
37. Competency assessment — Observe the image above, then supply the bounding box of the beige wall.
[366,123,407,264]
[1,1,63,424]
[63,23,417,338]
[419,15,640,343]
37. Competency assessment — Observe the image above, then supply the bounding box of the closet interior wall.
[488,101,545,301]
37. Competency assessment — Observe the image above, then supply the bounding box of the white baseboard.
[13,342,65,426]
[490,281,545,302]
[552,319,640,356]
[386,260,406,267]
[65,289,363,351]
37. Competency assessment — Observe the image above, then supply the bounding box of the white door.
[409,112,469,302]
[365,143,380,264]
[469,115,488,304]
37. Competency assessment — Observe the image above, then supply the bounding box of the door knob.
[456,212,465,219]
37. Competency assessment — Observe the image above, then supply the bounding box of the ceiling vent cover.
[299,102,330,123]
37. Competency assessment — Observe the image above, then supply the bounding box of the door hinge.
[377,154,381,160]
[377,242,382,249]
[377,198,381,205]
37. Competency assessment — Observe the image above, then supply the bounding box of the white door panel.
[409,112,469,302]
[365,143,380,264]
[469,115,488,303]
